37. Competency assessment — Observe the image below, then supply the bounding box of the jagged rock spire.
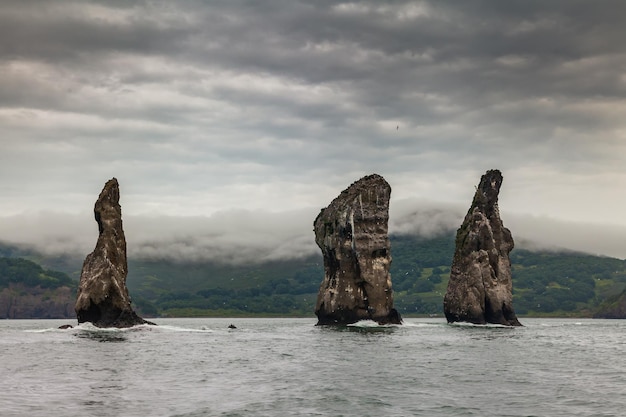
[444,169,521,326]
[75,178,152,327]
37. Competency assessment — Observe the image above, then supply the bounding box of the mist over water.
[1,318,625,417]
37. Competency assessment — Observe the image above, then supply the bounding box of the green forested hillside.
[0,257,75,289]
[2,234,626,318]
[510,251,626,315]
[0,257,76,319]
[124,234,626,318]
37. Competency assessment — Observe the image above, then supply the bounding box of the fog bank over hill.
[1,199,626,263]
[392,199,626,259]
[506,215,626,259]
[0,209,319,264]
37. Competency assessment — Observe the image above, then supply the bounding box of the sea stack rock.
[75,178,151,328]
[314,174,402,325]
[443,169,521,326]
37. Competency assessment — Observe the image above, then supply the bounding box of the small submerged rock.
[443,169,521,326]
[314,174,402,325]
[75,178,154,328]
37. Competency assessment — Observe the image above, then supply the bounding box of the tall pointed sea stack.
[314,174,401,325]
[75,178,151,328]
[444,169,521,326]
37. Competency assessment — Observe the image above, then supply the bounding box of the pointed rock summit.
[444,169,521,326]
[75,178,152,328]
[314,174,401,325]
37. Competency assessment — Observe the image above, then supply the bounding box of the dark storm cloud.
[0,1,188,60]
[3,0,624,140]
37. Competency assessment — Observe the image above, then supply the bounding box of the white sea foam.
[447,321,514,329]
[77,322,217,334]
[25,322,216,334]
[347,320,401,328]
[402,321,439,328]
[74,322,155,332]
[23,328,63,333]
[153,324,213,333]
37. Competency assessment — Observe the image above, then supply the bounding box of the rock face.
[75,178,151,327]
[314,174,401,325]
[594,290,626,319]
[443,169,521,326]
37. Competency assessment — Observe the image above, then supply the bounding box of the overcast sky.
[1,1,626,262]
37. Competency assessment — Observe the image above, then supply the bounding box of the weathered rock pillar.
[314,174,401,325]
[75,178,152,327]
[443,169,521,326]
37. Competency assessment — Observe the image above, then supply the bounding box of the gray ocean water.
[0,317,625,417]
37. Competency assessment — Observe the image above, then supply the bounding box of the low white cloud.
[505,214,626,259]
[2,200,626,266]
[124,209,320,264]
[389,198,463,237]
[0,208,320,265]
[0,211,95,256]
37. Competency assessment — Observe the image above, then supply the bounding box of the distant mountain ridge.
[2,233,626,318]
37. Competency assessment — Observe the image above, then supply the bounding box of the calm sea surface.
[0,317,624,417]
